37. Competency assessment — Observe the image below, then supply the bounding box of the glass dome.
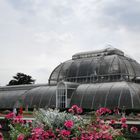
[49,48,140,85]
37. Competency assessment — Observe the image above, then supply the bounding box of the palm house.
[1,48,140,110]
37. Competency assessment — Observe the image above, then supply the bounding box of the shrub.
[1,105,135,140]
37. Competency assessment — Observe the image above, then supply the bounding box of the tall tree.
[7,72,35,86]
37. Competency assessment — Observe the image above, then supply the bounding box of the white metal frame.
[56,82,67,109]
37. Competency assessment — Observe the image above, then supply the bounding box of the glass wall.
[22,86,57,109]
[70,82,140,110]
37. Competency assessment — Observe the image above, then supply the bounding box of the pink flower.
[26,120,32,123]
[102,133,113,140]
[32,127,44,137]
[43,130,56,139]
[100,120,105,125]
[130,126,138,133]
[96,107,111,116]
[96,117,101,122]
[5,112,15,119]
[121,123,128,129]
[100,124,111,132]
[77,107,83,114]
[69,105,83,114]
[81,132,94,140]
[17,134,25,140]
[0,132,3,140]
[42,131,49,139]
[68,108,74,114]
[0,124,2,129]
[16,115,23,119]
[71,105,79,109]
[113,107,120,114]
[60,130,71,137]
[13,115,24,124]
[94,132,102,139]
[19,106,23,115]
[110,120,116,125]
[120,117,127,124]
[64,120,74,129]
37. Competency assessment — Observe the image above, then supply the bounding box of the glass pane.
[77,59,92,77]
[99,55,114,75]
[123,59,135,76]
[70,85,87,107]
[129,83,140,108]
[119,88,132,109]
[58,60,73,81]
[106,83,123,109]
[131,61,140,76]
[49,64,63,84]
[49,86,57,108]
[93,83,110,109]
[81,84,97,109]
[39,87,51,108]
[67,60,81,82]
[109,57,120,74]
[119,56,128,75]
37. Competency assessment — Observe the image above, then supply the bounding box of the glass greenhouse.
[1,48,140,110]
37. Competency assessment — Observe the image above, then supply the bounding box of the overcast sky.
[0,0,140,86]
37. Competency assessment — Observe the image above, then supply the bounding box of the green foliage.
[32,108,90,139]
[115,136,128,140]
[1,110,11,115]
[33,108,87,130]
[6,107,130,139]
[23,111,33,115]
[9,123,31,140]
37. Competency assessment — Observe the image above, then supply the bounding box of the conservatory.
[0,48,140,110]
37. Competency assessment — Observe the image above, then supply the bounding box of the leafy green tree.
[7,72,35,86]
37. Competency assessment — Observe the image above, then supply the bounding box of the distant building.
[0,48,140,110]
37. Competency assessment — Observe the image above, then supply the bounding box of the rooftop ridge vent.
[72,48,124,60]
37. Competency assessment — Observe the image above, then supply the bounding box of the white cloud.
[0,0,140,85]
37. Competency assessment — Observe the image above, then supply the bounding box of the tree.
[7,72,35,86]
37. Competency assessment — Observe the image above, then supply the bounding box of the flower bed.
[0,105,139,140]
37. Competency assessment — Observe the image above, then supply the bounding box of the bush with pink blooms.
[0,105,139,140]
[9,115,32,140]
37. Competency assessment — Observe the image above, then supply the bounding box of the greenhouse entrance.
[56,81,79,109]
[56,85,67,108]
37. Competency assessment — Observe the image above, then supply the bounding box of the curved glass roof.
[70,81,140,110]
[0,90,26,109]
[0,81,140,110]
[21,86,57,108]
[0,84,48,109]
[49,48,140,85]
